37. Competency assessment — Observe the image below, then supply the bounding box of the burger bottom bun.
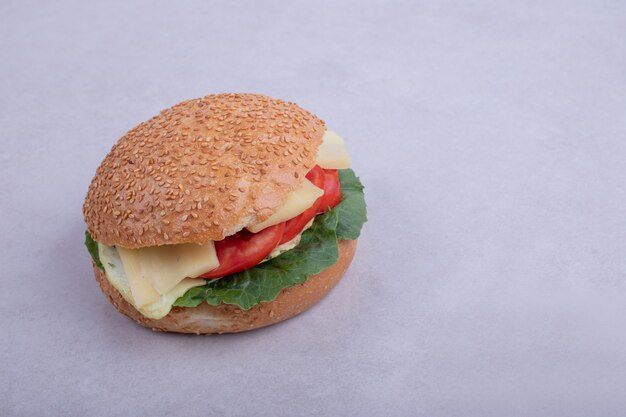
[93,240,357,334]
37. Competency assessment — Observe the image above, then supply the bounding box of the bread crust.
[83,93,326,248]
[93,240,357,334]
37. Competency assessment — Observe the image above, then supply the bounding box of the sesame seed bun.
[83,93,326,248]
[93,240,357,334]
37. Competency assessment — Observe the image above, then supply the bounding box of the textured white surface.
[2,1,626,416]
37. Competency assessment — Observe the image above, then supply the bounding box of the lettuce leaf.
[85,231,104,271]
[335,169,367,240]
[174,209,340,310]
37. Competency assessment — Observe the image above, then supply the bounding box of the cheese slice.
[247,178,324,233]
[115,246,160,307]
[141,278,204,319]
[116,241,219,306]
[99,244,135,302]
[316,131,351,169]
[99,243,207,319]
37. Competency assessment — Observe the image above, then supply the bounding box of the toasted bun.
[83,93,326,248]
[93,240,357,334]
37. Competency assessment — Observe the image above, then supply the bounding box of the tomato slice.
[306,164,327,189]
[278,166,326,244]
[319,169,341,211]
[200,222,286,279]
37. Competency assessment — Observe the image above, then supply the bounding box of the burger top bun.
[83,93,326,248]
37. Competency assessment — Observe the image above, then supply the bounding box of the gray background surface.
[2,1,625,416]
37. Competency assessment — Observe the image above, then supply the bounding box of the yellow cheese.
[140,278,204,319]
[116,242,219,304]
[98,243,207,319]
[247,178,323,233]
[316,131,351,169]
[116,246,161,307]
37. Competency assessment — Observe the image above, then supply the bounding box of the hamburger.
[83,93,366,334]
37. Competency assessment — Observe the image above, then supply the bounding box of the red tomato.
[201,222,286,279]
[278,165,326,244]
[306,164,327,188]
[319,169,342,211]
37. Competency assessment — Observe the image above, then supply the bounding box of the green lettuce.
[85,231,104,271]
[174,209,340,310]
[335,169,367,240]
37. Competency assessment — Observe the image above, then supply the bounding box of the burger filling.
[86,131,366,319]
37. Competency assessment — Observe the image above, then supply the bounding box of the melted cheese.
[98,244,207,319]
[247,178,323,233]
[316,131,351,169]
